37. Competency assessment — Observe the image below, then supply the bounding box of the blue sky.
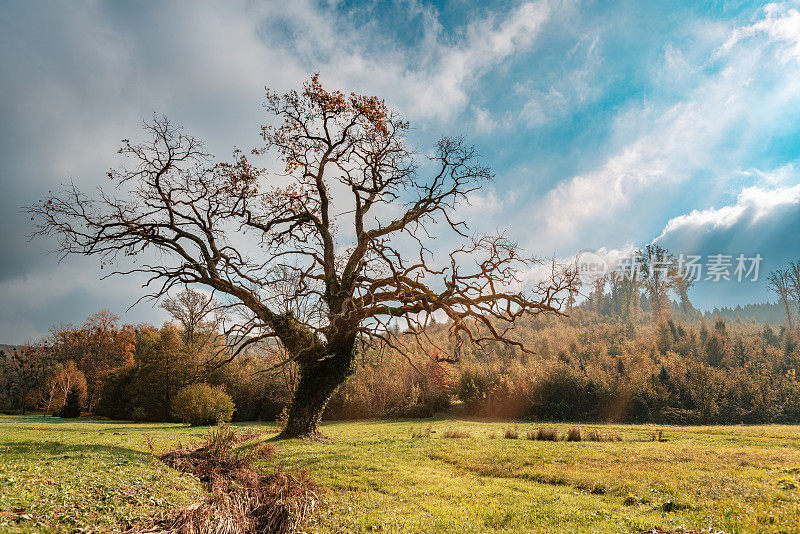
[1,0,800,341]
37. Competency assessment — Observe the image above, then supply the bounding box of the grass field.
[1,415,800,533]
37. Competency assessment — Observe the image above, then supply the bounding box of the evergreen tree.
[58,385,83,418]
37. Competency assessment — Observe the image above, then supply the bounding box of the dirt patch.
[135,426,320,534]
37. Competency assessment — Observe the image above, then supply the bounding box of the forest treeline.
[3,303,800,425]
[3,255,800,425]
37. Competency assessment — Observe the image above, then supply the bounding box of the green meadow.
[1,414,799,533]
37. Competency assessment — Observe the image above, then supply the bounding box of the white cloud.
[738,163,800,185]
[655,183,800,239]
[527,3,800,249]
[313,0,559,121]
[520,87,570,125]
[472,106,499,133]
[516,33,602,127]
[721,3,800,61]
[649,178,800,307]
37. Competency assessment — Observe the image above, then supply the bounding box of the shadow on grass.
[0,439,153,461]
[0,414,189,427]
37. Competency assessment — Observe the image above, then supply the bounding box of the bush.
[58,385,83,418]
[172,383,235,426]
[325,364,451,420]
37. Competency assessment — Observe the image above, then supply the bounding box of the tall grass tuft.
[206,423,236,458]
[504,427,519,439]
[535,428,559,441]
[442,428,472,439]
[585,430,603,442]
[410,425,432,439]
[566,427,582,442]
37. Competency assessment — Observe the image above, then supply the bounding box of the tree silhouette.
[29,75,576,438]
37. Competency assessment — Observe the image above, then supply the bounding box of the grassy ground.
[1,415,799,533]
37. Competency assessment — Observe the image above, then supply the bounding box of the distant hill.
[702,301,793,325]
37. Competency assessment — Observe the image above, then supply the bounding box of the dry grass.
[410,425,432,439]
[585,430,603,442]
[651,429,668,442]
[535,428,559,441]
[503,427,519,439]
[524,427,622,442]
[442,428,472,439]
[138,424,320,534]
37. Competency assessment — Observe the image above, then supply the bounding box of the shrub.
[275,406,290,430]
[172,383,235,426]
[325,361,451,420]
[58,385,83,418]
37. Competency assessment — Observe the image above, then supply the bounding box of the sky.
[1,0,800,342]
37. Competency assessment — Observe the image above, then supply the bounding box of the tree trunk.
[781,295,795,328]
[277,347,354,439]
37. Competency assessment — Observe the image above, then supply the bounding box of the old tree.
[31,76,576,438]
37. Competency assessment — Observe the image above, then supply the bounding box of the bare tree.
[29,75,576,438]
[3,344,51,415]
[637,245,677,321]
[787,261,800,320]
[768,268,796,327]
[161,289,221,347]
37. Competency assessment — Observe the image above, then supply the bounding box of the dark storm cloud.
[0,1,278,341]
